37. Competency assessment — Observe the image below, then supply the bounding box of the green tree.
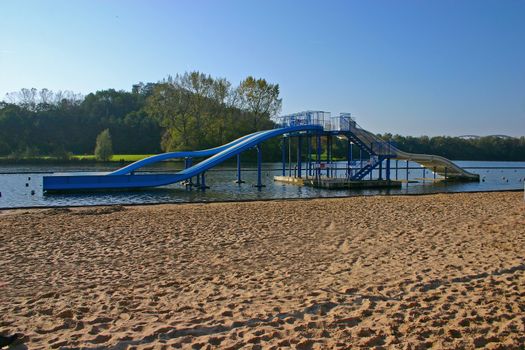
[236,76,282,130]
[94,129,113,161]
[145,82,193,151]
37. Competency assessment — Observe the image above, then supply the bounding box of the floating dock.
[274,176,402,189]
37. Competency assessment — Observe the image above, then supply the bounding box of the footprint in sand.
[338,239,352,253]
[326,221,338,232]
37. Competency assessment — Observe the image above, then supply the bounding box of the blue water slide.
[108,130,264,175]
[43,125,323,191]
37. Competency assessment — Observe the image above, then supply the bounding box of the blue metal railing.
[274,111,357,132]
[274,110,329,129]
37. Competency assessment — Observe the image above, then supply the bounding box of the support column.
[297,135,302,178]
[359,149,363,170]
[378,159,383,180]
[195,170,201,187]
[185,157,193,189]
[307,135,312,177]
[288,135,292,177]
[200,171,209,190]
[347,137,352,179]
[316,134,321,179]
[386,158,391,181]
[327,135,332,178]
[406,160,409,182]
[236,154,245,184]
[395,159,399,180]
[281,137,286,177]
[255,144,265,189]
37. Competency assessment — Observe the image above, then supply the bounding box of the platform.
[274,176,402,190]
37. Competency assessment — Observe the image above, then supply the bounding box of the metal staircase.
[350,155,386,180]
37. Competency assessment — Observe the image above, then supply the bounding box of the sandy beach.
[1,191,524,349]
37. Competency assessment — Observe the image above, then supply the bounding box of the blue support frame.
[254,144,265,189]
[347,137,352,179]
[316,133,321,179]
[307,135,312,177]
[185,157,193,189]
[200,171,209,190]
[297,135,302,178]
[196,170,201,187]
[281,137,286,177]
[288,135,292,177]
[236,154,245,184]
[327,135,332,178]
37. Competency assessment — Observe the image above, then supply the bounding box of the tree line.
[0,72,524,162]
[0,72,282,161]
[379,133,525,162]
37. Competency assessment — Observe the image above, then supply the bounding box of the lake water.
[1,161,524,209]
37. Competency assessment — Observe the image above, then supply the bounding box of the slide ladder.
[351,156,387,180]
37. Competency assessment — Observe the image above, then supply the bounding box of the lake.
[1,160,524,209]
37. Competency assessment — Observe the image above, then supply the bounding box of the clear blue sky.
[1,0,524,136]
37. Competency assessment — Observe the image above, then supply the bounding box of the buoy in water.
[31,190,35,195]
[25,183,29,187]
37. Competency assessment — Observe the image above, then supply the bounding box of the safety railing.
[274,111,359,132]
[347,118,398,157]
[273,111,330,129]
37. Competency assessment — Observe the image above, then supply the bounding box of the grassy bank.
[0,154,165,164]
[71,154,154,162]
[0,152,344,164]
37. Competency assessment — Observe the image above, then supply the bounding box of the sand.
[0,191,524,349]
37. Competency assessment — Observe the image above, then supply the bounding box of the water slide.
[108,131,264,176]
[348,122,479,181]
[43,116,478,191]
[43,125,323,191]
